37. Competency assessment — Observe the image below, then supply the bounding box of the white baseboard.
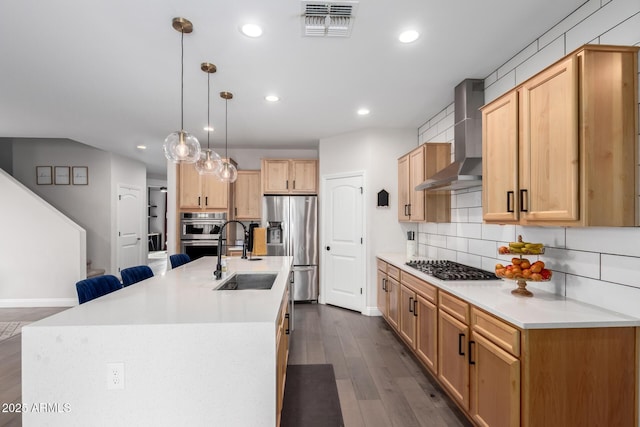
[362,306,382,316]
[0,298,76,308]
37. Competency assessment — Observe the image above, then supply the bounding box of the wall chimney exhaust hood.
[416,79,484,191]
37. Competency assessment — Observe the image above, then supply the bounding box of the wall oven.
[179,212,226,260]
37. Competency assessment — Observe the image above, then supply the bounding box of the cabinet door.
[179,163,203,209]
[291,160,317,194]
[376,269,387,319]
[387,276,400,331]
[520,55,579,223]
[397,154,410,221]
[262,160,290,194]
[235,170,261,219]
[202,174,228,209]
[408,146,426,221]
[438,309,470,411]
[470,332,520,427]
[416,294,437,374]
[399,285,416,348]
[482,91,519,223]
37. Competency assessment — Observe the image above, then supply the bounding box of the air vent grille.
[301,1,358,37]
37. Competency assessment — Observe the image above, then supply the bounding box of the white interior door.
[118,185,143,273]
[322,172,364,312]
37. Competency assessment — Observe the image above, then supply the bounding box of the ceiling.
[0,0,585,177]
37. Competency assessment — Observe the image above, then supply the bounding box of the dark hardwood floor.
[0,304,471,427]
[290,303,472,427]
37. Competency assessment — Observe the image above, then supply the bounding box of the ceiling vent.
[301,1,359,37]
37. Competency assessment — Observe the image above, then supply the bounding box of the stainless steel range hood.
[416,79,484,191]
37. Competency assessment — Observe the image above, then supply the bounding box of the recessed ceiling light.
[265,95,280,102]
[241,24,263,38]
[203,126,214,132]
[399,30,420,43]
[357,108,370,116]
[136,145,147,150]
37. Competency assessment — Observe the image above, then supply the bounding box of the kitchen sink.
[214,273,277,290]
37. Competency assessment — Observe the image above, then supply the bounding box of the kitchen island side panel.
[22,322,275,427]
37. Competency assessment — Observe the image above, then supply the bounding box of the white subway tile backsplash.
[424,223,439,234]
[437,113,455,135]
[543,247,600,279]
[566,0,640,51]
[566,227,640,257]
[601,254,640,289]
[457,252,481,268]
[566,274,640,318]
[427,233,448,248]
[468,239,496,257]
[437,223,457,237]
[514,226,566,248]
[485,71,498,86]
[451,208,469,223]
[446,236,468,252]
[421,125,438,142]
[526,271,566,296]
[468,207,484,223]
[600,11,640,45]
[426,245,439,259]
[538,0,600,49]
[445,103,455,117]
[457,223,482,239]
[456,190,482,209]
[484,70,516,103]
[437,248,457,261]
[481,224,517,242]
[497,40,539,80]
[515,37,565,84]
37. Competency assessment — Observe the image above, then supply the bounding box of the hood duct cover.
[416,79,485,191]
[301,1,358,37]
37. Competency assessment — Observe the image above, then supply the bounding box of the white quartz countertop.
[30,256,293,327]
[377,253,639,329]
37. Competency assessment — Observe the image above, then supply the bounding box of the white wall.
[0,169,85,306]
[12,138,112,273]
[416,0,640,317]
[319,128,416,313]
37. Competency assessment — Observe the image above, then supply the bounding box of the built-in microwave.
[180,212,226,240]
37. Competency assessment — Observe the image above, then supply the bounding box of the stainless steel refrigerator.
[263,195,318,301]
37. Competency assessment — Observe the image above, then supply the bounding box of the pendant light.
[218,91,238,183]
[163,17,201,164]
[195,62,222,175]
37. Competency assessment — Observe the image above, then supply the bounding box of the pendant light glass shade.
[195,62,222,175]
[195,148,222,175]
[218,91,237,183]
[217,161,238,182]
[163,17,201,164]
[164,130,200,163]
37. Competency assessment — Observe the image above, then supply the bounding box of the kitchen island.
[377,253,639,427]
[21,256,293,427]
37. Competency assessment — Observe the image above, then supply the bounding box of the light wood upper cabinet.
[262,159,318,194]
[234,170,261,220]
[398,143,451,223]
[178,163,229,210]
[482,44,638,226]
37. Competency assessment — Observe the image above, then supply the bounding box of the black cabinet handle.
[520,189,528,212]
[205,196,208,206]
[381,278,387,292]
[198,196,201,206]
[293,180,296,189]
[458,333,465,356]
[506,191,514,213]
[409,297,414,313]
[408,204,412,216]
[469,340,476,365]
[413,299,417,317]
[285,313,290,335]
[286,180,289,189]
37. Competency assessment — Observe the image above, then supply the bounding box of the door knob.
[326,246,331,251]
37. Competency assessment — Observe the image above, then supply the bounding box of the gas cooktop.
[406,260,500,281]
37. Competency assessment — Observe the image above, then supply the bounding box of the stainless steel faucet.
[214,220,248,279]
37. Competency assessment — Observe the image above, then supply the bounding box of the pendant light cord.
[180,30,184,131]
[225,98,228,158]
[207,72,211,149]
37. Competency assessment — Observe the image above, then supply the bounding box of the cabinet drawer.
[439,292,469,324]
[401,271,437,304]
[377,259,387,273]
[471,308,520,357]
[388,265,400,281]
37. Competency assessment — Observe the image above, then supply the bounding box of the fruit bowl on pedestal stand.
[495,235,551,297]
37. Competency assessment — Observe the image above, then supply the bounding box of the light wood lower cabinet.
[276,286,290,426]
[386,275,400,331]
[377,258,637,427]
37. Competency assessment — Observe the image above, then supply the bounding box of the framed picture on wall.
[36,166,52,185]
[72,166,88,185]
[54,166,70,185]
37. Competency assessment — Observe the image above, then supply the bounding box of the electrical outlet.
[106,362,125,390]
